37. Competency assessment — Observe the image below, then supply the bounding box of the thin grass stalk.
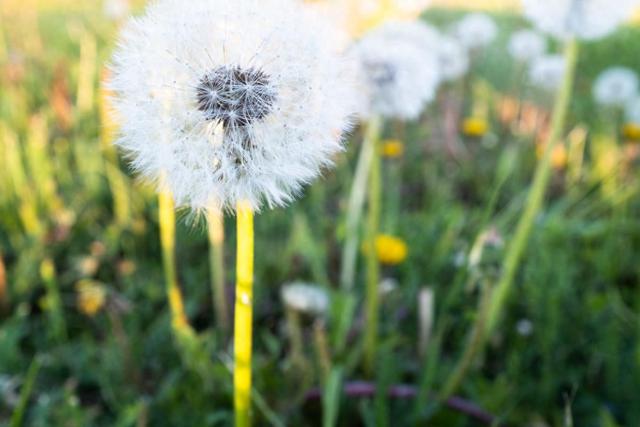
[9,357,41,427]
[485,38,579,334]
[439,39,580,400]
[77,32,97,114]
[207,207,228,334]
[40,258,67,342]
[100,70,132,227]
[364,121,382,375]
[158,191,190,334]
[340,116,382,291]
[0,251,7,310]
[234,201,254,427]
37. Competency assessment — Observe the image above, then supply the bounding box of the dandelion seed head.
[593,67,639,107]
[436,35,469,81]
[523,0,638,40]
[529,54,566,91]
[109,0,358,212]
[453,13,498,50]
[352,22,441,120]
[508,29,547,63]
[625,96,640,123]
[281,282,329,315]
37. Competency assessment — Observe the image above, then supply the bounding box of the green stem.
[341,117,382,292]
[9,357,41,427]
[439,39,580,400]
[485,38,579,334]
[364,120,382,375]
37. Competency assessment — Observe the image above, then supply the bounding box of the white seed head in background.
[104,0,130,21]
[436,35,469,81]
[593,67,639,107]
[351,22,441,120]
[452,13,498,50]
[522,0,639,41]
[625,96,640,123]
[508,29,547,63]
[109,0,358,212]
[281,282,329,315]
[528,54,567,91]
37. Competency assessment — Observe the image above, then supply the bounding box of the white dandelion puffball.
[529,54,566,91]
[351,24,441,120]
[109,0,357,212]
[453,13,498,50]
[104,0,130,20]
[281,282,329,315]
[437,35,469,81]
[625,96,640,123]
[522,0,639,40]
[508,30,547,63]
[593,67,639,107]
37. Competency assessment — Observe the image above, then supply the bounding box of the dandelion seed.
[522,0,638,40]
[453,13,497,50]
[109,0,358,212]
[593,67,639,107]
[508,30,547,63]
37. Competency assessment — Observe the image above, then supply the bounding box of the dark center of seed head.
[367,61,396,88]
[196,65,276,127]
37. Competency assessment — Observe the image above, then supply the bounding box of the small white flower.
[351,22,441,120]
[453,13,498,50]
[522,0,638,40]
[593,67,639,107]
[281,282,329,315]
[109,0,358,212]
[508,29,547,63]
[104,0,130,21]
[529,54,566,91]
[625,96,640,123]
[436,35,469,81]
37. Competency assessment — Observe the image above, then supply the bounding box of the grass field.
[1,2,640,426]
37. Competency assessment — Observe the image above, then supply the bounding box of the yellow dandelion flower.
[76,281,107,317]
[536,143,568,170]
[374,235,408,266]
[381,139,405,158]
[622,123,640,142]
[462,117,489,138]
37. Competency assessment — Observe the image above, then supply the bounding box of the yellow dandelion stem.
[234,201,254,427]
[364,121,382,375]
[207,206,229,334]
[158,191,189,332]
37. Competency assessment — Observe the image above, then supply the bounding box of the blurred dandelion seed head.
[529,54,566,91]
[352,21,441,120]
[109,0,358,212]
[508,29,547,63]
[452,13,497,50]
[436,35,469,81]
[593,67,639,107]
[523,0,638,40]
[281,282,329,315]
